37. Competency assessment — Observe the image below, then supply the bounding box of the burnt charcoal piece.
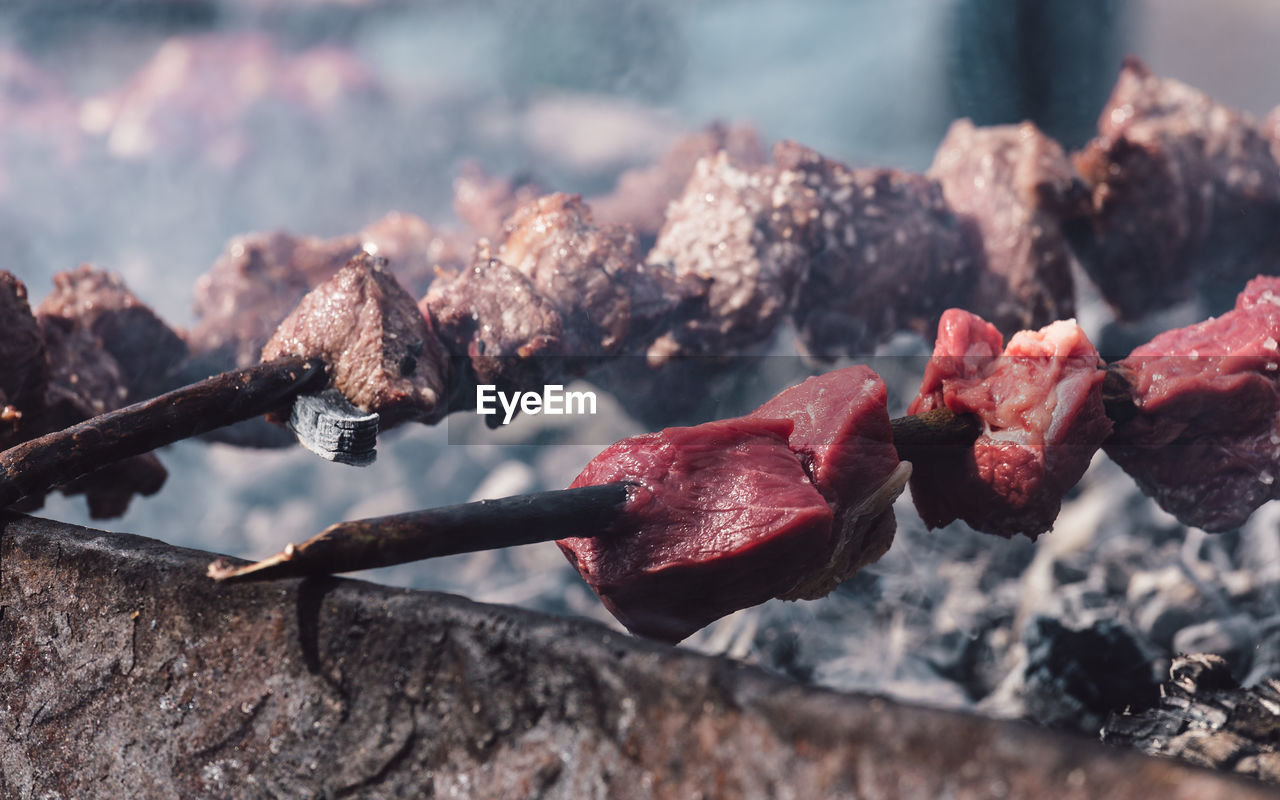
[1105,275,1280,532]
[359,211,468,298]
[929,119,1088,337]
[647,149,816,358]
[1021,617,1159,735]
[590,121,765,243]
[452,162,545,241]
[0,272,47,448]
[262,253,448,426]
[908,309,1111,539]
[1103,654,1280,783]
[191,230,362,367]
[559,417,833,642]
[1071,58,1280,319]
[747,365,908,598]
[37,265,187,399]
[782,141,977,360]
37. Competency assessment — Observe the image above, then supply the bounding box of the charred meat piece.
[1105,276,1280,532]
[37,265,188,399]
[425,193,666,393]
[747,365,909,598]
[0,271,47,448]
[1071,58,1280,319]
[359,211,468,297]
[558,417,833,642]
[423,247,564,393]
[590,121,764,244]
[647,149,816,358]
[262,253,448,426]
[782,141,976,360]
[191,230,363,367]
[929,120,1088,337]
[34,314,166,518]
[452,162,545,241]
[908,309,1111,539]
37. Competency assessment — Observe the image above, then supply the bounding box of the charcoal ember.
[78,33,381,165]
[590,121,765,243]
[1105,276,1280,532]
[262,253,448,426]
[928,119,1089,337]
[646,149,816,358]
[1103,654,1280,783]
[908,309,1111,539]
[452,162,544,240]
[559,417,833,642]
[1019,617,1159,734]
[1070,58,1280,319]
[359,211,468,297]
[190,230,362,367]
[0,271,47,448]
[34,315,165,518]
[781,141,977,360]
[36,265,187,399]
[747,365,909,598]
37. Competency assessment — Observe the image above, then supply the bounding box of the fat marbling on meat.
[558,417,833,642]
[1106,275,1280,532]
[908,309,1111,539]
[928,119,1088,337]
[1071,58,1280,318]
[262,252,448,426]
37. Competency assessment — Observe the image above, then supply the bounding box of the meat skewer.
[0,356,324,510]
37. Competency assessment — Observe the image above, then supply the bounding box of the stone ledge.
[0,512,1268,799]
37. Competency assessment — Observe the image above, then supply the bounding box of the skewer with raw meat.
[1105,275,1280,531]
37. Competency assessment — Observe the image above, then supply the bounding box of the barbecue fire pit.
[6,2,1280,797]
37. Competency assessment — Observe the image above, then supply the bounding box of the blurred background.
[4,0,1280,724]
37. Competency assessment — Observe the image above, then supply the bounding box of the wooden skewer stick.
[207,481,634,581]
[0,356,325,509]
[207,407,993,582]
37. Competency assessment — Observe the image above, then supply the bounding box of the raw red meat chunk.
[747,365,908,598]
[908,310,1111,539]
[558,417,833,642]
[1105,276,1280,531]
